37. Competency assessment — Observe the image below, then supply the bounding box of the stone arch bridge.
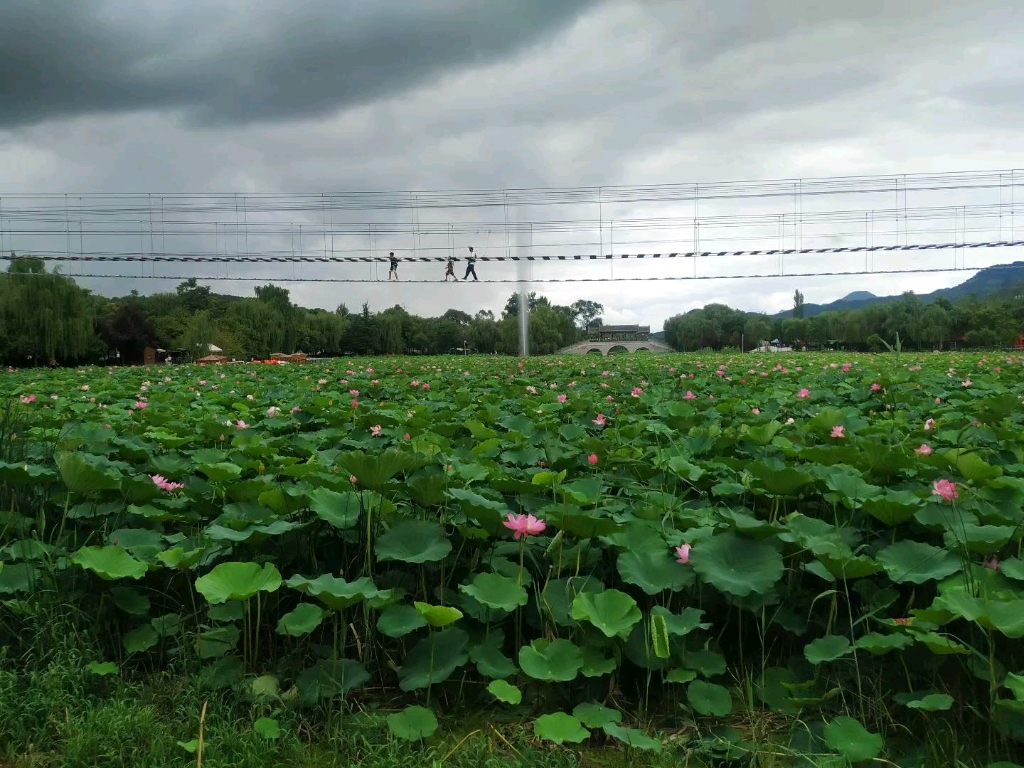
[557,339,675,356]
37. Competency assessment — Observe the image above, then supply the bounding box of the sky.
[1,0,1023,330]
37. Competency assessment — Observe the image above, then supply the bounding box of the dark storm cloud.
[0,0,601,129]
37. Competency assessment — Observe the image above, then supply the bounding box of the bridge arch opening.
[607,345,629,355]
[586,348,604,355]
[634,347,650,353]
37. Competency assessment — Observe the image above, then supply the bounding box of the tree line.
[0,257,605,365]
[664,288,1024,351]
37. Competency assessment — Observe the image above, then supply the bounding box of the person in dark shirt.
[463,246,478,281]
[388,252,399,281]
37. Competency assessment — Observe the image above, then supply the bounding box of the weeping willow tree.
[0,257,96,364]
[181,311,216,361]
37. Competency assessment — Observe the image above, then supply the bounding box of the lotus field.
[4,352,1024,764]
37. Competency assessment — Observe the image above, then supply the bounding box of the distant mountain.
[770,261,1024,319]
[841,291,877,302]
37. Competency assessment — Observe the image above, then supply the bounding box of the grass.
[0,657,688,768]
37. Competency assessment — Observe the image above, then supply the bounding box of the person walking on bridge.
[463,246,478,281]
[388,252,399,280]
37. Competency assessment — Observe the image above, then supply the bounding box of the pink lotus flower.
[349,474,358,484]
[19,394,34,404]
[267,406,281,418]
[290,406,301,414]
[557,394,567,403]
[870,382,882,392]
[134,400,148,409]
[915,443,933,455]
[683,391,696,400]
[797,388,810,399]
[593,413,606,426]
[403,433,411,440]
[985,556,999,570]
[588,453,599,466]
[751,407,760,414]
[422,383,430,391]
[503,513,546,540]
[606,395,614,402]
[932,478,959,502]
[349,389,360,396]
[410,380,421,387]
[924,418,935,431]
[675,543,692,565]
[370,424,382,437]
[151,474,184,492]
[235,420,249,429]
[962,380,972,387]
[831,425,845,438]
[351,399,359,408]
[81,385,89,391]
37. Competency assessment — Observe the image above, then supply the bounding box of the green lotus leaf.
[540,577,604,627]
[862,490,922,526]
[487,679,522,705]
[253,717,281,740]
[823,716,883,763]
[617,548,694,594]
[999,558,1024,581]
[124,623,158,653]
[580,646,617,677]
[519,638,584,682]
[561,477,605,506]
[855,632,914,654]
[650,605,709,636]
[387,705,438,741]
[470,631,517,679]
[533,713,590,745]
[687,680,732,716]
[307,488,361,529]
[195,562,282,604]
[414,601,463,628]
[295,659,370,704]
[571,589,642,639]
[804,635,852,665]
[602,724,662,752]
[336,449,415,491]
[197,462,243,483]
[876,540,962,584]
[398,628,469,691]
[375,520,452,564]
[86,661,119,676]
[459,572,528,612]
[57,452,122,494]
[572,703,622,729]
[276,603,326,637]
[151,613,181,637]
[689,532,784,597]
[682,649,727,677]
[109,586,151,615]
[747,462,814,496]
[446,488,508,534]
[72,545,147,580]
[905,693,954,711]
[286,574,380,611]
[197,626,240,658]
[377,604,428,638]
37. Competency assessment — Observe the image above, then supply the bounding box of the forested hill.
[772,261,1024,318]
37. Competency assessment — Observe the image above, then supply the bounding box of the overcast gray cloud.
[1,0,1022,329]
[1,0,600,128]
